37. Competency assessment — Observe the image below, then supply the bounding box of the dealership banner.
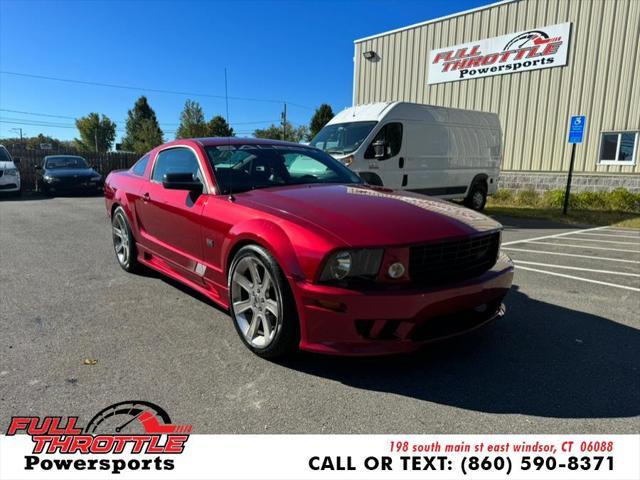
[428,22,571,84]
[1,433,639,479]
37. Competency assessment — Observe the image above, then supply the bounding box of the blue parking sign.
[568,115,586,144]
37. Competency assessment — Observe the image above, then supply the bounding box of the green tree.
[74,113,116,152]
[309,103,334,138]
[253,121,308,143]
[121,96,164,154]
[176,99,209,139]
[206,115,235,137]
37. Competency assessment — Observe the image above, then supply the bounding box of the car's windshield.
[45,157,89,169]
[0,146,12,163]
[309,121,377,155]
[205,144,362,194]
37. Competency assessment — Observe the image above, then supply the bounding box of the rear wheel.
[228,245,299,358]
[112,207,140,272]
[464,182,487,211]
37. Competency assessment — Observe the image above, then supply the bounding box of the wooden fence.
[4,146,139,191]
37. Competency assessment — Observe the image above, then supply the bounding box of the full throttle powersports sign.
[5,400,192,475]
[428,22,571,84]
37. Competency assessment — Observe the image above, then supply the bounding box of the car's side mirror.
[163,172,203,194]
[373,139,388,160]
[13,157,21,164]
[35,165,42,170]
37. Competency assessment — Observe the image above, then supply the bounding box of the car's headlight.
[319,249,383,281]
[43,175,59,183]
[4,168,18,176]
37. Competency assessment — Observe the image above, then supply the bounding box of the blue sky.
[0,0,492,142]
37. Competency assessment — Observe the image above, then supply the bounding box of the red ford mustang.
[105,138,513,358]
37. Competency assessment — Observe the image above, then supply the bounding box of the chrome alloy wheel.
[230,256,281,349]
[112,211,130,266]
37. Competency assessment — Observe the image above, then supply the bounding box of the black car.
[37,155,103,195]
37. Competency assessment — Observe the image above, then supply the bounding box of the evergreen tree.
[206,115,235,137]
[176,99,208,138]
[309,103,334,139]
[121,96,164,154]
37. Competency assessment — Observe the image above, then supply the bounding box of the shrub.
[606,188,640,213]
[495,187,640,213]
[492,189,515,204]
[515,188,540,206]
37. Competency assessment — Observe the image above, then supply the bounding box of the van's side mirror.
[35,164,42,170]
[373,139,388,160]
[13,157,21,164]
[163,172,203,194]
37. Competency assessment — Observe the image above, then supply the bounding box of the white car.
[0,145,21,196]
[310,102,502,211]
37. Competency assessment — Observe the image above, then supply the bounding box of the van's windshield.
[310,121,377,155]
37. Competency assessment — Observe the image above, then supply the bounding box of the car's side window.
[151,148,203,184]
[364,122,403,160]
[131,154,150,177]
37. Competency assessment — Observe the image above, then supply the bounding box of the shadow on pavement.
[278,285,640,419]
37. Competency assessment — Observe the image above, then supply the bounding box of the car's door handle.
[143,192,150,202]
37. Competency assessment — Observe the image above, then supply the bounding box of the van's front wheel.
[464,182,487,211]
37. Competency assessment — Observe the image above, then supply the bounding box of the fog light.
[387,262,405,279]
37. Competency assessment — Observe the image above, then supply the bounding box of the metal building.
[352,0,640,192]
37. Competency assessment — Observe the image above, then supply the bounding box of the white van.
[309,102,501,210]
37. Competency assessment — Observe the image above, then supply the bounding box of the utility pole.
[281,103,287,141]
[94,128,98,153]
[10,127,23,141]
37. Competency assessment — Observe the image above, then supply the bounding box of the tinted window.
[205,144,361,194]
[45,156,88,169]
[0,146,12,163]
[599,132,637,163]
[600,134,618,161]
[131,154,150,176]
[365,123,403,159]
[152,148,202,183]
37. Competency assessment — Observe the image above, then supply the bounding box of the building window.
[599,132,638,164]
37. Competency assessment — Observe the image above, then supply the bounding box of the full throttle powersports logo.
[428,22,570,84]
[6,400,192,474]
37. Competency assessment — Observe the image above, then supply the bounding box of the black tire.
[111,206,141,273]
[464,182,488,211]
[228,245,299,358]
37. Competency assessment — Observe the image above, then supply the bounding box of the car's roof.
[192,137,308,148]
[44,154,86,159]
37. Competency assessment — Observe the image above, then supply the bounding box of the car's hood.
[44,168,97,177]
[237,184,501,246]
[0,161,16,170]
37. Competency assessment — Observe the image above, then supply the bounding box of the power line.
[0,70,313,110]
[0,109,280,126]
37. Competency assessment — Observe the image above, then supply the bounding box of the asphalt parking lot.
[1,195,638,434]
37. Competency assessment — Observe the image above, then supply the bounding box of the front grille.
[409,232,500,285]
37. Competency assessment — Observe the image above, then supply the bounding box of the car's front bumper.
[0,174,21,192]
[292,253,514,355]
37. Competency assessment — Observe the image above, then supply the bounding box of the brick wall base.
[498,172,640,193]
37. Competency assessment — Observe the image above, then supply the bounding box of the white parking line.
[513,260,640,277]
[526,241,640,253]
[501,226,608,246]
[576,232,640,239]
[502,247,640,264]
[602,227,640,233]
[516,266,640,292]
[550,236,639,245]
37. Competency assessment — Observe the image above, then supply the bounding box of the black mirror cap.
[373,139,387,159]
[13,157,21,164]
[35,164,43,170]
[162,172,203,193]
